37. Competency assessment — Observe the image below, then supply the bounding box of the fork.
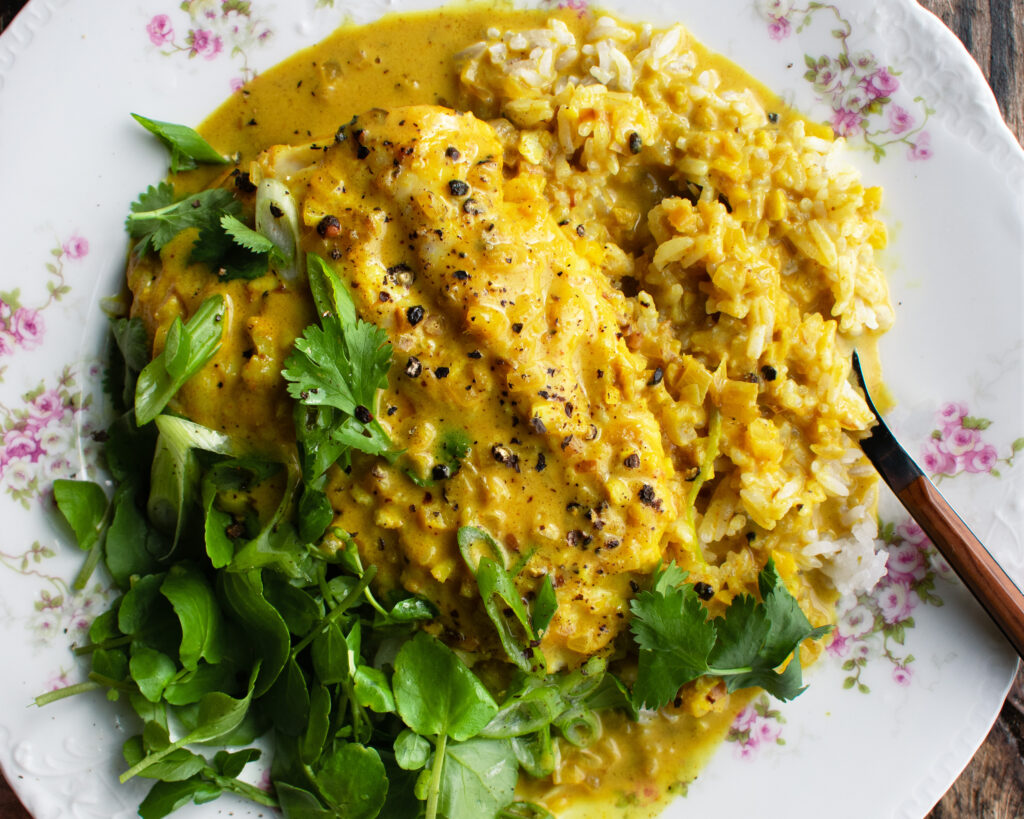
[852,352,1024,659]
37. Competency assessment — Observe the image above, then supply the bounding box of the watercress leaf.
[314,743,388,819]
[131,113,229,173]
[163,661,235,706]
[130,643,178,704]
[183,663,260,745]
[53,479,109,553]
[274,781,333,819]
[160,563,226,671]
[104,412,158,486]
[105,486,164,589]
[456,525,510,571]
[213,747,261,779]
[385,595,438,624]
[300,683,332,765]
[218,569,290,696]
[204,501,236,570]
[435,737,517,819]
[92,647,129,684]
[353,665,395,714]
[110,315,151,374]
[531,575,558,638]
[135,296,226,426]
[137,747,208,782]
[262,572,323,636]
[264,655,310,736]
[89,607,122,645]
[393,630,497,742]
[129,692,168,733]
[137,777,222,819]
[298,484,334,544]
[311,621,350,685]
[231,519,313,581]
[119,573,181,657]
[394,729,431,771]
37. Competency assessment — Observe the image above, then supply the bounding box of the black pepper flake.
[628,131,643,154]
[638,484,662,510]
[354,405,373,424]
[560,435,573,450]
[565,403,574,418]
[530,416,546,434]
[463,198,484,215]
[453,269,469,280]
[334,125,347,143]
[406,305,425,326]
[620,276,640,298]
[234,171,257,193]
[432,463,452,481]
[387,406,398,416]
[445,146,461,160]
[761,364,778,381]
[606,538,621,549]
[511,322,524,334]
[434,367,450,379]
[648,367,664,387]
[566,530,589,548]
[317,214,341,238]
[491,444,520,472]
[467,350,483,359]
[269,203,284,218]
[575,224,585,237]
[329,248,342,260]
[694,582,715,601]
[379,291,391,302]
[448,179,470,197]
[536,453,547,472]
[356,145,370,159]
[624,453,640,469]
[767,112,780,123]
[404,356,423,377]
[746,531,757,542]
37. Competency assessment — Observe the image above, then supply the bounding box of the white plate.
[0,1,1021,817]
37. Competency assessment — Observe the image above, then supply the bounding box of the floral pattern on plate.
[0,363,104,508]
[0,235,85,381]
[145,1,273,91]
[726,694,786,758]
[923,402,1023,480]
[756,0,935,161]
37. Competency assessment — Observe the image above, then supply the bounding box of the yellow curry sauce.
[125,5,890,815]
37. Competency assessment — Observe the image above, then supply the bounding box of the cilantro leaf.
[629,560,830,709]
[131,113,229,174]
[283,255,396,478]
[126,186,241,258]
[629,570,716,710]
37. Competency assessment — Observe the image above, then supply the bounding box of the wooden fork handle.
[899,475,1024,658]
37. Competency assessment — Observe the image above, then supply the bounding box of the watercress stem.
[425,732,448,819]
[34,680,103,706]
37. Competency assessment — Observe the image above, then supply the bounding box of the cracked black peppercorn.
[406,305,425,326]
[649,367,664,386]
[760,364,778,381]
[354,405,373,424]
[448,179,470,196]
[404,356,422,377]
[317,214,341,238]
[434,367,450,379]
[624,453,640,469]
[628,131,643,154]
[432,463,452,481]
[693,582,715,601]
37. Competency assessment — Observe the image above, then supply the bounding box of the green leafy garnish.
[126,183,241,258]
[283,254,397,480]
[135,296,226,426]
[132,113,230,174]
[629,560,831,709]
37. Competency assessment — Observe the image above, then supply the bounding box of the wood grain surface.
[0,0,1020,817]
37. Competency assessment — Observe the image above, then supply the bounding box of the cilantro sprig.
[283,254,398,481]
[125,183,241,258]
[629,561,831,709]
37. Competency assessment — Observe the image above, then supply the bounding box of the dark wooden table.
[0,0,1021,816]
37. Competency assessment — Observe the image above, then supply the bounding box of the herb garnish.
[131,113,230,174]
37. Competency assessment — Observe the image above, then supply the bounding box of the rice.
[457,14,893,602]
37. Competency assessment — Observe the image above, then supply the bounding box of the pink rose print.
[863,67,899,98]
[886,540,928,584]
[10,307,44,349]
[888,104,915,135]
[877,580,917,625]
[190,29,224,60]
[769,4,934,160]
[831,108,863,137]
[963,445,999,474]
[727,695,786,758]
[767,17,792,41]
[908,132,933,160]
[946,427,980,456]
[0,330,15,357]
[146,14,174,46]
[61,235,89,260]
[921,438,957,476]
[892,665,913,686]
